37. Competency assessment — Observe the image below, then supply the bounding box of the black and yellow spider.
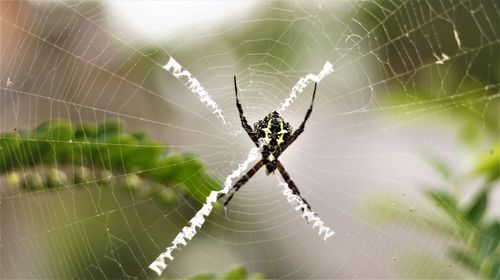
[218,76,317,213]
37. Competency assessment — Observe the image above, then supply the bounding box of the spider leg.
[234,76,259,146]
[281,82,317,153]
[277,161,312,212]
[218,160,264,217]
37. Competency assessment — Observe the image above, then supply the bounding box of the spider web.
[1,1,499,279]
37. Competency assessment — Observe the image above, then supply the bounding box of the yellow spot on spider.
[277,120,287,145]
[268,154,275,161]
[263,118,273,144]
[262,128,271,144]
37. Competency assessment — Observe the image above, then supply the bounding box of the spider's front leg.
[281,82,317,153]
[234,76,259,146]
[218,160,264,218]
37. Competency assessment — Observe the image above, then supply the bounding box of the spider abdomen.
[254,111,292,174]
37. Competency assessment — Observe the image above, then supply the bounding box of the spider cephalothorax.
[218,76,317,214]
[254,111,293,174]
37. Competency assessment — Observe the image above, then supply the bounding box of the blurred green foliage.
[358,2,499,273]
[358,2,499,276]
[426,144,499,279]
[0,120,221,205]
[188,265,265,280]
[0,120,268,278]
[363,142,499,279]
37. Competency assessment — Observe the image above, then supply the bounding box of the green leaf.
[124,141,163,171]
[475,143,500,182]
[35,122,75,165]
[448,248,479,271]
[425,190,459,220]
[74,124,96,139]
[478,221,500,257]
[188,265,266,280]
[248,273,265,280]
[487,259,500,280]
[480,257,500,280]
[424,155,451,180]
[188,273,216,280]
[223,265,248,280]
[464,190,488,225]
[44,121,74,141]
[18,135,46,166]
[0,133,20,172]
[96,121,121,139]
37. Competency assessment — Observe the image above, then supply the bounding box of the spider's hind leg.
[277,161,313,212]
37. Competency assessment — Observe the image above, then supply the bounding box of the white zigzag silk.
[150,60,334,275]
[163,57,226,123]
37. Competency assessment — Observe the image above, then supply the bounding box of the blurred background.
[1,0,499,279]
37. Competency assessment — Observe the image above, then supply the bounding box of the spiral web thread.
[2,1,499,279]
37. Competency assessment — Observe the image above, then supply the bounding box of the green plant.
[0,120,221,206]
[188,265,265,280]
[363,142,499,279]
[427,144,499,279]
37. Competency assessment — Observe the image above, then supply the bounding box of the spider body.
[218,76,317,214]
[254,111,292,174]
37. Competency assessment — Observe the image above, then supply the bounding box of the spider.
[218,76,317,214]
